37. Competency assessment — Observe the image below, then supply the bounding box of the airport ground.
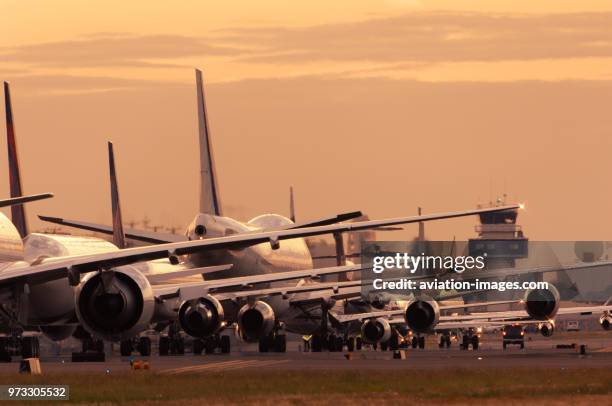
[0,332,610,404]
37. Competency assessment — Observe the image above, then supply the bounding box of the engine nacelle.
[523,285,560,320]
[404,296,440,333]
[237,301,275,342]
[600,313,611,331]
[75,266,155,341]
[539,322,555,337]
[361,318,392,344]
[178,295,225,338]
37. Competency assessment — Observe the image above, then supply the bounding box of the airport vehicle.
[36,71,522,353]
[502,324,525,349]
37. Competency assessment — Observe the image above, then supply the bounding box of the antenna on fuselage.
[4,82,28,238]
[195,69,222,216]
[107,141,126,249]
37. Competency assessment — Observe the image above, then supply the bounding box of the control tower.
[467,197,529,307]
[468,198,528,269]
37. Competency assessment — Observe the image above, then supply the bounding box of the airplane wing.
[38,210,366,244]
[0,193,53,208]
[153,264,367,301]
[1,204,518,288]
[329,299,520,323]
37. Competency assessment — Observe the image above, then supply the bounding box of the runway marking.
[159,359,288,375]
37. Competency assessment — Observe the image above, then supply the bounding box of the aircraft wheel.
[347,337,356,352]
[193,339,204,355]
[138,337,151,356]
[380,341,388,351]
[418,336,425,349]
[274,334,286,353]
[21,337,39,358]
[471,335,479,351]
[356,337,363,351]
[389,333,400,351]
[445,336,451,348]
[502,342,507,350]
[220,335,231,354]
[258,337,270,353]
[159,336,170,356]
[311,335,322,352]
[175,338,185,355]
[120,340,133,357]
[520,342,525,350]
[411,336,418,349]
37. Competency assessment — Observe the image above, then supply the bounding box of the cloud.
[0,34,241,68]
[219,11,612,64]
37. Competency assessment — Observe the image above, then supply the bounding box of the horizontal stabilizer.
[38,215,186,244]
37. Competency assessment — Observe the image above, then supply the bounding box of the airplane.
[36,70,522,354]
[330,270,612,351]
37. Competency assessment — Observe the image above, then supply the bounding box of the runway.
[0,332,611,375]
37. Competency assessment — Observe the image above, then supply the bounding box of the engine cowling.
[237,301,275,342]
[404,296,440,333]
[361,318,392,344]
[539,322,555,337]
[600,313,611,331]
[523,285,560,320]
[75,266,154,341]
[178,295,224,338]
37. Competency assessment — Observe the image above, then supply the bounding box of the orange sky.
[1,1,612,241]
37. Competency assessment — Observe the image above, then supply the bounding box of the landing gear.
[137,337,151,356]
[71,328,105,362]
[439,334,451,349]
[411,335,425,349]
[460,332,479,350]
[120,340,133,357]
[258,332,286,353]
[20,337,40,359]
[199,335,231,354]
[159,322,187,356]
[158,335,184,355]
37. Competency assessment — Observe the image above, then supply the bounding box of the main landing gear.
[71,326,105,362]
[438,333,452,349]
[192,334,231,355]
[410,335,426,349]
[0,335,40,362]
[120,336,152,357]
[258,332,286,353]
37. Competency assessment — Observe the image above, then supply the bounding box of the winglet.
[195,69,222,216]
[4,82,28,237]
[108,141,126,249]
[289,186,296,222]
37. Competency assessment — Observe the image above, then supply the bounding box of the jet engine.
[523,285,560,320]
[600,313,611,331]
[237,301,275,342]
[538,322,555,337]
[178,295,224,337]
[361,318,392,344]
[75,266,154,341]
[404,296,440,333]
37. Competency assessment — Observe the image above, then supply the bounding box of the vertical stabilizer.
[108,142,126,248]
[4,82,27,238]
[289,186,296,222]
[195,69,222,216]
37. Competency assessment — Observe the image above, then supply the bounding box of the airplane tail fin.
[4,82,28,238]
[195,69,222,216]
[289,186,296,222]
[108,141,126,248]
